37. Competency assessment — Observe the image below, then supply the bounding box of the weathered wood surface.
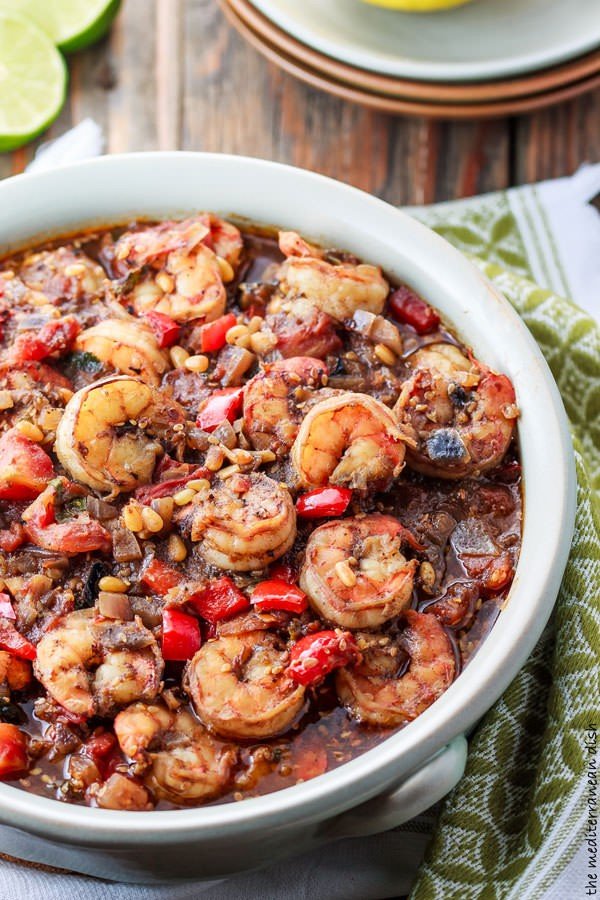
[0,0,598,207]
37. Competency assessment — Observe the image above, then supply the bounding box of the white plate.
[249,0,600,82]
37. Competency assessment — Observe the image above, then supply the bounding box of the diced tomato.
[251,580,308,614]
[460,551,514,594]
[0,593,15,620]
[22,480,111,556]
[388,286,440,335]
[188,576,250,624]
[0,523,26,553]
[84,732,120,779]
[199,313,237,353]
[7,315,81,364]
[161,608,201,661]
[134,466,209,504]
[196,387,244,432]
[144,311,181,348]
[0,724,29,779]
[296,486,352,519]
[0,428,54,501]
[141,559,181,596]
[287,630,360,687]
[0,620,37,661]
[269,563,298,584]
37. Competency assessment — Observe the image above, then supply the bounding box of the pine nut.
[259,450,276,463]
[170,345,190,368]
[216,256,234,283]
[15,421,44,442]
[122,503,144,532]
[98,576,129,593]
[186,478,210,492]
[141,507,164,533]
[249,331,277,355]
[205,446,225,471]
[419,561,436,590]
[374,343,396,366]
[247,316,264,334]
[231,449,253,466]
[151,496,174,526]
[185,354,209,373]
[39,407,63,432]
[218,464,240,479]
[335,559,357,588]
[64,263,87,278]
[0,390,13,411]
[225,324,250,347]
[156,271,175,293]
[173,488,197,506]
[168,533,188,562]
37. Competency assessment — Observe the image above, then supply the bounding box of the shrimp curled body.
[75,318,170,386]
[336,610,455,727]
[114,702,236,804]
[395,344,518,479]
[176,472,296,571]
[243,356,327,458]
[185,631,306,739]
[34,609,164,719]
[300,514,417,630]
[55,375,185,494]
[291,392,413,491]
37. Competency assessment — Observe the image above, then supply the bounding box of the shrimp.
[277,231,388,322]
[185,631,306,739]
[17,246,106,305]
[336,610,455,727]
[75,318,170,386]
[300,514,418,629]
[55,375,185,494]
[291,392,413,491]
[394,343,519,479]
[176,472,296,572]
[34,609,164,719]
[0,651,32,692]
[113,215,242,324]
[114,702,236,805]
[243,356,328,457]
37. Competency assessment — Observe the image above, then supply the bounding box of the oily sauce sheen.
[0,218,521,810]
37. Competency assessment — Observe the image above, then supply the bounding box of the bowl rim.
[0,152,576,843]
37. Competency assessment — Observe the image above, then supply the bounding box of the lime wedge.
[0,0,121,53]
[0,12,67,152]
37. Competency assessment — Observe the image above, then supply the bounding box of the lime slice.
[0,0,121,53]
[0,12,67,152]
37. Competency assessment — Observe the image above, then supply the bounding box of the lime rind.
[0,0,121,52]
[0,11,67,152]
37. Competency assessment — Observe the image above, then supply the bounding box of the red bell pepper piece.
[287,630,360,687]
[0,523,26,553]
[0,428,54,501]
[197,387,244,432]
[141,559,181,596]
[199,313,237,353]
[188,576,250,624]
[161,608,201,661]
[0,724,29,779]
[0,593,16,620]
[0,621,36,661]
[296,486,352,519]
[388,286,440,335]
[7,315,81,364]
[251,580,308,614]
[269,563,298,584]
[144,311,181,348]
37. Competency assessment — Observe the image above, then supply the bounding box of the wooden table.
[1,0,599,205]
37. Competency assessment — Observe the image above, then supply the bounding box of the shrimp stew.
[0,217,521,810]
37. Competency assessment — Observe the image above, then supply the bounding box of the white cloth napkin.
[0,129,598,900]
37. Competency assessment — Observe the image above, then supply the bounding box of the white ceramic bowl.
[0,153,575,883]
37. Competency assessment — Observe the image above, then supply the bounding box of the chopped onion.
[97,591,133,621]
[112,526,142,562]
[352,310,403,355]
[87,497,119,521]
[219,346,256,387]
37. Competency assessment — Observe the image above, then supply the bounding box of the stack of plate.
[221,0,600,118]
